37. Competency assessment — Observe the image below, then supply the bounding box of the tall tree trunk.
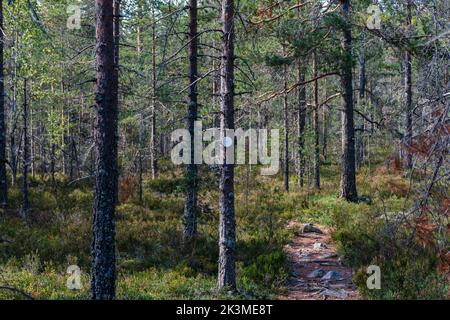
[283,61,289,192]
[358,48,366,101]
[10,29,18,187]
[136,0,143,55]
[183,0,198,241]
[322,78,328,161]
[51,143,56,191]
[60,77,66,176]
[211,39,218,127]
[0,0,7,206]
[150,6,157,179]
[136,3,144,203]
[138,113,144,203]
[339,0,358,202]
[91,0,119,300]
[356,47,366,169]
[312,51,320,190]
[21,79,29,219]
[30,105,35,179]
[10,123,17,187]
[296,0,306,189]
[297,60,306,188]
[70,138,78,180]
[218,0,236,290]
[404,0,413,170]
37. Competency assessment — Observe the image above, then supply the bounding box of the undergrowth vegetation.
[0,148,448,300]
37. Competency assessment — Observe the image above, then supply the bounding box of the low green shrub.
[240,251,288,295]
[354,248,448,300]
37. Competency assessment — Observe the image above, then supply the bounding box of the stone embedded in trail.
[302,223,323,234]
[320,253,338,259]
[329,284,347,289]
[290,270,301,277]
[313,242,327,250]
[317,261,337,266]
[307,269,327,278]
[321,270,343,281]
[320,289,348,299]
[298,255,312,263]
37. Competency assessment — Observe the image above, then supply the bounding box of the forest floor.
[0,148,447,300]
[280,222,359,300]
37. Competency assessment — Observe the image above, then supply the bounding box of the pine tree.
[339,0,358,202]
[218,0,236,290]
[91,0,119,300]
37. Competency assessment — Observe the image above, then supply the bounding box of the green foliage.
[329,172,449,300]
[264,54,293,67]
[146,177,186,195]
[354,250,448,300]
[1,146,447,300]
[1,170,293,299]
[240,251,287,291]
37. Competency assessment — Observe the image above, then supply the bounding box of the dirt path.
[279,222,359,300]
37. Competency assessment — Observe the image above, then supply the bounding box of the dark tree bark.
[312,51,320,190]
[21,79,29,219]
[218,0,236,290]
[29,91,35,180]
[136,3,144,203]
[69,138,79,180]
[322,78,328,161]
[296,1,307,189]
[356,48,366,168]
[0,1,6,206]
[283,61,289,192]
[355,51,366,170]
[50,143,56,191]
[355,123,365,170]
[211,39,219,125]
[136,0,143,55]
[38,124,45,180]
[404,0,413,170]
[183,0,198,241]
[150,6,157,180]
[9,28,18,187]
[138,113,144,203]
[358,49,366,101]
[339,0,358,202]
[297,60,306,188]
[91,0,119,300]
[10,123,17,187]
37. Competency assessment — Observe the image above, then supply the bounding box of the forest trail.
[279,222,359,300]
